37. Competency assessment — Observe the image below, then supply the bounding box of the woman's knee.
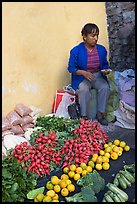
[78,83,90,94]
[99,84,110,94]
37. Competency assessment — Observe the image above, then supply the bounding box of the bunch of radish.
[12,119,109,176]
[60,119,109,168]
[12,131,62,176]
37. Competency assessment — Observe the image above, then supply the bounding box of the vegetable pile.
[2,155,38,202]
[10,117,109,177]
[60,119,109,168]
[102,163,135,202]
[65,170,105,202]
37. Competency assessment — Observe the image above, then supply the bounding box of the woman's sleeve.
[102,48,109,70]
[68,48,79,74]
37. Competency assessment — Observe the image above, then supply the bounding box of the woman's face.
[84,30,99,47]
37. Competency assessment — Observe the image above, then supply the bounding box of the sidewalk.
[98,122,135,149]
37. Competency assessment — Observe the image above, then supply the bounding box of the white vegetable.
[29,105,42,117]
[3,135,29,150]
[2,141,7,157]
[24,127,42,141]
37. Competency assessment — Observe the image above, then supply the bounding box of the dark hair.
[81,23,99,36]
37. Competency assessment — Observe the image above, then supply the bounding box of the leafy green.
[35,115,80,132]
[2,155,38,202]
[66,171,105,202]
[65,186,97,202]
[77,170,105,194]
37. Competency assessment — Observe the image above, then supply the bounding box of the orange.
[82,169,88,176]
[46,190,55,198]
[35,192,44,202]
[102,156,109,163]
[51,176,60,185]
[95,163,102,171]
[74,173,80,181]
[91,157,98,163]
[124,145,130,152]
[104,143,108,148]
[99,150,105,156]
[54,185,61,193]
[42,195,52,202]
[52,194,59,200]
[104,152,110,159]
[111,144,115,149]
[92,153,98,158]
[63,167,69,174]
[110,152,118,160]
[80,162,87,170]
[91,154,98,162]
[88,160,95,168]
[69,164,76,172]
[119,141,126,148]
[112,146,119,153]
[68,171,75,178]
[61,188,69,197]
[96,156,103,164]
[117,150,122,156]
[76,167,83,174]
[34,197,39,202]
[52,200,59,202]
[104,146,112,153]
[66,179,72,186]
[86,166,92,173]
[59,180,67,189]
[46,181,54,190]
[61,174,69,180]
[67,183,75,192]
[108,141,113,146]
[102,162,110,170]
[119,147,123,152]
[113,139,120,146]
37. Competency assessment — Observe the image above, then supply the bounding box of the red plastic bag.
[52,90,77,113]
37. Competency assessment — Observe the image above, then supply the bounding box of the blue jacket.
[68,42,109,90]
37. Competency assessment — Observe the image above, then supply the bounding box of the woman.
[67,23,110,125]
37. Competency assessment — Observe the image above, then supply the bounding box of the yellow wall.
[2,2,109,116]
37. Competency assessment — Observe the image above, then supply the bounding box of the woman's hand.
[76,70,95,80]
[101,69,112,75]
[83,71,95,80]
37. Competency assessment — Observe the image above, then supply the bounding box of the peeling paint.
[21,80,38,93]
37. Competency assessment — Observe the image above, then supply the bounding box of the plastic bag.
[21,115,34,125]
[22,123,35,131]
[11,125,24,134]
[55,92,76,118]
[2,117,11,131]
[15,103,32,117]
[52,85,77,113]
[6,111,22,125]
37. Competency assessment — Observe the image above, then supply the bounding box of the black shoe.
[97,116,108,126]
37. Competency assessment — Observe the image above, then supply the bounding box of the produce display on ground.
[2,116,135,202]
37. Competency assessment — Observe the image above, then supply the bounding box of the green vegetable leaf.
[2,168,12,179]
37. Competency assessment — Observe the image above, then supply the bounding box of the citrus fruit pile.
[66,163,93,179]
[41,173,76,202]
[89,139,130,171]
